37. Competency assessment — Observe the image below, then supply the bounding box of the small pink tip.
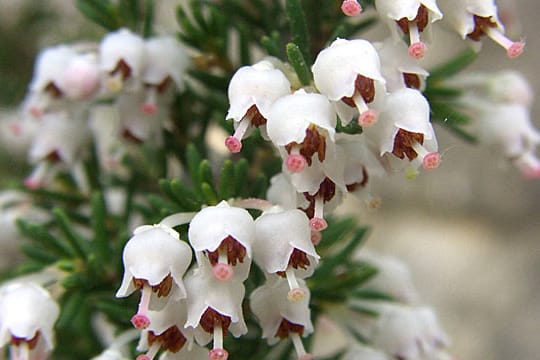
[23,177,41,190]
[309,217,328,231]
[30,107,43,119]
[212,263,234,281]
[136,355,151,360]
[141,102,158,115]
[287,287,307,302]
[310,230,322,245]
[209,348,229,360]
[521,167,540,179]
[507,41,525,59]
[8,123,22,136]
[358,109,378,127]
[131,314,151,329]
[341,0,362,16]
[225,136,242,153]
[408,42,427,59]
[285,154,307,173]
[422,152,441,170]
[299,354,314,360]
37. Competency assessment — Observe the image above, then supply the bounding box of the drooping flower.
[374,0,443,59]
[116,224,193,329]
[250,277,314,359]
[438,0,525,58]
[140,36,189,115]
[183,263,247,360]
[253,207,319,301]
[312,39,386,126]
[225,60,291,153]
[188,200,255,281]
[100,28,146,93]
[365,88,440,173]
[376,38,430,92]
[0,283,60,360]
[267,89,337,174]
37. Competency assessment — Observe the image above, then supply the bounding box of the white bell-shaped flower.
[188,200,255,281]
[116,224,193,330]
[312,39,386,126]
[438,0,524,58]
[253,207,319,301]
[376,38,429,92]
[476,103,540,177]
[354,250,419,303]
[267,89,337,175]
[365,88,440,172]
[183,263,247,360]
[225,60,291,153]
[58,52,101,101]
[0,283,59,360]
[375,0,442,59]
[100,28,146,93]
[141,36,189,115]
[250,278,313,358]
[364,304,449,360]
[136,300,193,360]
[25,111,90,189]
[116,92,166,145]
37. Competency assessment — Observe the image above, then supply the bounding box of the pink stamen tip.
[23,177,41,190]
[507,42,525,59]
[310,230,322,245]
[130,314,151,329]
[136,355,151,360]
[287,287,307,302]
[408,42,427,59]
[422,152,441,170]
[341,0,362,16]
[225,136,242,153]
[299,354,314,360]
[522,167,540,179]
[358,109,378,127]
[141,103,158,115]
[209,348,229,360]
[9,123,22,136]
[30,107,43,118]
[309,217,328,231]
[285,154,307,173]
[212,263,234,281]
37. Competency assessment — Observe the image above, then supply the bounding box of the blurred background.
[0,1,538,359]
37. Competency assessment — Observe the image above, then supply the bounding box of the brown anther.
[199,307,232,334]
[122,128,144,144]
[285,126,327,166]
[132,274,173,298]
[11,332,40,350]
[403,73,421,90]
[342,75,376,107]
[397,4,429,34]
[276,248,311,277]
[275,319,304,339]
[467,15,497,41]
[207,235,247,266]
[148,326,187,353]
[245,104,267,127]
[156,76,172,93]
[111,59,132,79]
[44,82,63,98]
[346,166,368,192]
[302,177,336,218]
[45,150,61,163]
[392,129,424,160]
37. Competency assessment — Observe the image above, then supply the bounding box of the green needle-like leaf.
[53,208,88,259]
[219,160,235,200]
[286,0,311,65]
[286,42,312,86]
[428,48,477,83]
[91,192,109,262]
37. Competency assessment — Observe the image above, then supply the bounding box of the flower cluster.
[9,28,188,190]
[117,201,319,360]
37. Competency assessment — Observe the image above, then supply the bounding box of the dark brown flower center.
[133,274,173,298]
[111,59,132,79]
[342,75,375,107]
[277,248,311,277]
[206,235,247,266]
[467,15,498,41]
[397,4,429,34]
[245,104,267,127]
[302,177,336,218]
[392,129,424,160]
[346,166,369,192]
[148,326,187,353]
[403,73,421,90]
[285,126,327,166]
[275,319,304,339]
[11,331,40,349]
[200,307,232,334]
